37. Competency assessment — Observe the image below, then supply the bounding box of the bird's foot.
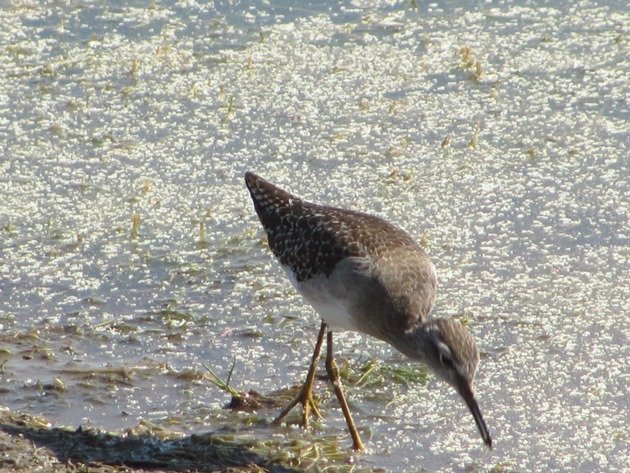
[272,385,321,428]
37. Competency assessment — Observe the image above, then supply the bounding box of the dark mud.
[0,408,297,472]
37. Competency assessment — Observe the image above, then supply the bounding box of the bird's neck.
[391,324,434,363]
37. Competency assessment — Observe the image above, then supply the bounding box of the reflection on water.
[0,1,627,471]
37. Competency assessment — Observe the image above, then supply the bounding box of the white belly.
[283,264,361,332]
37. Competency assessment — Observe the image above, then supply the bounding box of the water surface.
[0,1,628,471]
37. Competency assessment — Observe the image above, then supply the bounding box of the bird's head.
[419,318,492,448]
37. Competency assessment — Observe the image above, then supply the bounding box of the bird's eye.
[440,353,455,369]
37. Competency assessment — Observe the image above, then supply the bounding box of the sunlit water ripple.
[0,1,627,471]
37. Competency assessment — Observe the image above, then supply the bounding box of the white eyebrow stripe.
[436,340,453,358]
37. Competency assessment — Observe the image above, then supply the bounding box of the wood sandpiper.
[245,171,492,451]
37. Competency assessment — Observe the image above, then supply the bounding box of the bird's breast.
[282,259,369,333]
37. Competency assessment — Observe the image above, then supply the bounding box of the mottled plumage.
[245,172,436,337]
[245,171,492,449]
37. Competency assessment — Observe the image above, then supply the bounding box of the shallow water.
[0,1,628,471]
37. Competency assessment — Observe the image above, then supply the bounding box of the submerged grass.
[205,362,241,399]
[354,358,429,388]
[0,407,378,473]
[204,362,280,412]
[0,408,298,472]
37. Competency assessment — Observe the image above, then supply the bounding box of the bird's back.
[245,172,437,334]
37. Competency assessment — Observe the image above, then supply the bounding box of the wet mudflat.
[0,1,628,472]
[0,408,301,472]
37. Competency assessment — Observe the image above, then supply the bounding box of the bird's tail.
[244,172,300,230]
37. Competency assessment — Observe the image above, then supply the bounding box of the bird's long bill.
[459,380,492,448]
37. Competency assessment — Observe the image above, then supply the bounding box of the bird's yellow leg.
[272,322,326,427]
[325,330,364,451]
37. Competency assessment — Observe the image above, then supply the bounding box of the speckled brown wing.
[245,172,355,281]
[244,172,437,330]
